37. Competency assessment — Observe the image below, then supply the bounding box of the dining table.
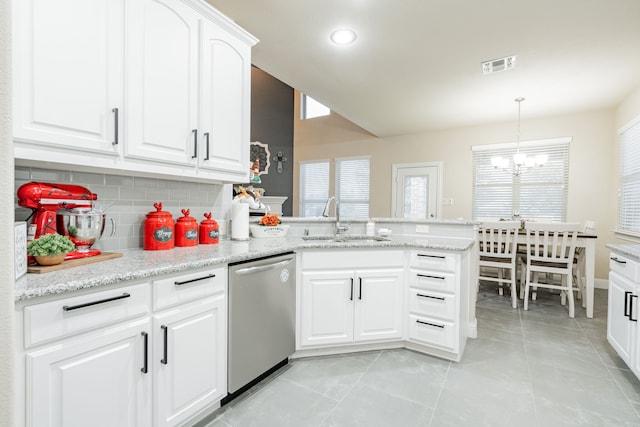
[516,231,598,318]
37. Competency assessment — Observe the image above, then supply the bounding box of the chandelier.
[491,97,547,176]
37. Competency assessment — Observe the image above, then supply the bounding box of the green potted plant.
[27,233,76,266]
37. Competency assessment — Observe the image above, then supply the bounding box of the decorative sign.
[250,141,271,175]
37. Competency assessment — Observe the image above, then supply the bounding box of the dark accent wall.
[250,66,294,216]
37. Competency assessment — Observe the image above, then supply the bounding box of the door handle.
[417,293,445,301]
[112,107,119,145]
[625,291,632,318]
[192,129,198,159]
[204,132,210,161]
[62,293,130,311]
[141,332,149,374]
[417,273,445,280]
[161,325,168,364]
[174,274,215,286]
[416,319,444,329]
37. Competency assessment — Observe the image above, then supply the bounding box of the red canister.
[144,202,175,250]
[199,212,219,244]
[176,209,198,247]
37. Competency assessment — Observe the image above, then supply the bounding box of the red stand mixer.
[17,182,110,262]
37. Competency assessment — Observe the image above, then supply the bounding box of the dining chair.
[523,221,581,317]
[478,221,520,308]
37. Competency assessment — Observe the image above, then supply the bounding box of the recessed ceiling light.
[330,29,357,45]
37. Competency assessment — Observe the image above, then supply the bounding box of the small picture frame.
[15,222,27,279]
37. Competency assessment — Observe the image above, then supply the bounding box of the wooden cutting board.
[27,252,123,274]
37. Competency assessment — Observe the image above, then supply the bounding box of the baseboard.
[595,278,608,289]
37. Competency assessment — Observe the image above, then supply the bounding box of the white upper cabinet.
[125,0,199,166]
[13,0,124,155]
[13,0,257,183]
[198,19,251,180]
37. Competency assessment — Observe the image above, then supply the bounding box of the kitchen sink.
[302,234,390,243]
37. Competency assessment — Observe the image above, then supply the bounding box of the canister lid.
[177,208,196,223]
[201,212,218,225]
[146,202,173,218]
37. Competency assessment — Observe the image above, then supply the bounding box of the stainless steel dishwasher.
[224,252,296,404]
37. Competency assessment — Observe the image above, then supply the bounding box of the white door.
[13,0,123,154]
[27,318,152,427]
[199,19,251,179]
[392,163,442,219]
[354,269,404,342]
[300,271,354,347]
[125,0,199,165]
[153,295,226,427]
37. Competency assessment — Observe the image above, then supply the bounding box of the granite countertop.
[15,235,475,303]
[607,244,640,261]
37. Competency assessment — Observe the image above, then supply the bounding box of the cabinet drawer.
[408,314,456,351]
[24,283,151,348]
[410,269,456,293]
[610,253,639,283]
[153,266,226,311]
[410,251,456,272]
[408,288,456,321]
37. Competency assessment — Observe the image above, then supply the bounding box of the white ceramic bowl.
[250,224,289,238]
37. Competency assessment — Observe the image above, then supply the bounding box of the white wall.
[294,88,622,280]
[0,0,15,424]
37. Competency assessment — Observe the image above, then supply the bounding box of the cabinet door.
[299,271,354,347]
[153,294,226,427]
[607,271,636,366]
[198,19,251,180]
[26,317,152,427]
[13,0,123,155]
[354,269,404,342]
[125,0,199,165]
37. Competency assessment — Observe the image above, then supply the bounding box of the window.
[299,160,329,216]
[336,157,370,218]
[301,93,330,119]
[472,138,570,221]
[299,157,370,218]
[619,116,640,235]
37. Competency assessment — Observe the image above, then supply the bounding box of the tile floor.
[200,286,640,427]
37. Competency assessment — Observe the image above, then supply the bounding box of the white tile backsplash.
[14,166,230,251]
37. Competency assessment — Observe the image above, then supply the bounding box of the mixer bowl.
[56,208,112,252]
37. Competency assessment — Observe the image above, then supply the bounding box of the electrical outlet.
[416,224,429,234]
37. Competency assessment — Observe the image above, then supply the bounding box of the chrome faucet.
[323,196,350,234]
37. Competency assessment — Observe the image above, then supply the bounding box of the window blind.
[336,157,370,218]
[472,139,570,221]
[299,161,329,217]
[619,117,640,234]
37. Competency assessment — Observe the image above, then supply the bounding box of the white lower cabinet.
[298,247,467,361]
[607,251,640,379]
[17,266,227,427]
[407,250,462,354]
[300,269,404,347]
[299,250,404,348]
[26,317,152,427]
[153,294,226,427]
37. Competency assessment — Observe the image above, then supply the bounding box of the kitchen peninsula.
[14,218,477,427]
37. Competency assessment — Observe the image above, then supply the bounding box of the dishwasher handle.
[233,258,294,276]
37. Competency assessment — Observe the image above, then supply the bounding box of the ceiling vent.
[482,55,516,75]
